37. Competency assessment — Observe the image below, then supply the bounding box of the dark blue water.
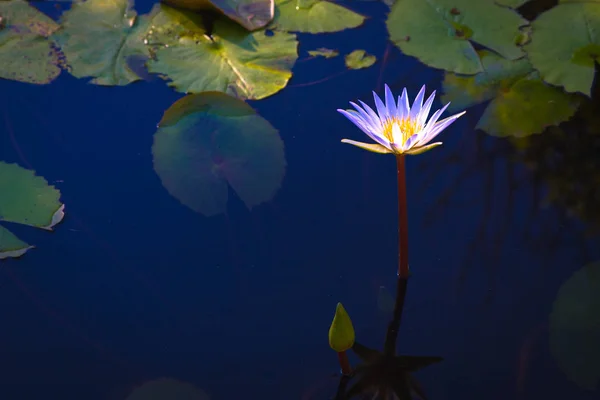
[1,1,599,400]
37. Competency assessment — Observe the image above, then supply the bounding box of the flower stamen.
[382,117,419,146]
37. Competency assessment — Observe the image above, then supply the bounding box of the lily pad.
[524,2,600,97]
[162,0,274,31]
[387,0,528,74]
[308,47,338,58]
[152,92,286,217]
[441,50,580,137]
[145,4,298,100]
[345,49,376,70]
[0,0,62,84]
[271,0,365,34]
[550,261,600,390]
[495,0,531,7]
[125,378,210,400]
[0,162,65,260]
[52,0,152,86]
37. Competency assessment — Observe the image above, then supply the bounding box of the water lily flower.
[338,84,466,155]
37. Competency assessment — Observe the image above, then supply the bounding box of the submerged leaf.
[272,0,364,33]
[125,378,210,400]
[345,49,376,70]
[329,303,355,352]
[550,261,600,390]
[145,4,298,100]
[0,0,62,84]
[52,0,152,86]
[0,162,65,259]
[163,0,274,31]
[152,92,286,217]
[442,51,580,137]
[307,47,338,58]
[524,2,600,97]
[387,0,528,74]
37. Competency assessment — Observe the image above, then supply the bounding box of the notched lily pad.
[52,0,153,86]
[152,92,286,217]
[0,0,62,84]
[387,0,528,74]
[0,162,65,260]
[271,0,365,34]
[550,260,600,390]
[307,47,338,58]
[145,4,298,100]
[525,2,600,97]
[162,0,274,31]
[345,49,376,70]
[441,50,580,137]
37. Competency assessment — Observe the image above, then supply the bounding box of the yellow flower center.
[382,117,419,146]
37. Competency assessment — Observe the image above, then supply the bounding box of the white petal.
[417,90,436,129]
[391,122,402,145]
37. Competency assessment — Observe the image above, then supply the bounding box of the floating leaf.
[145,4,297,100]
[550,261,600,390]
[0,0,62,84]
[307,47,338,58]
[271,0,364,33]
[495,0,531,7]
[524,2,600,97]
[329,303,355,352]
[0,162,65,260]
[152,92,286,217]
[52,0,152,86]
[387,0,528,74]
[345,49,376,70]
[441,50,580,137]
[163,0,274,31]
[125,378,210,400]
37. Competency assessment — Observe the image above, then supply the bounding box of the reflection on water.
[0,0,599,399]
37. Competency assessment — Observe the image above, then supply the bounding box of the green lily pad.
[52,0,152,86]
[387,0,528,74]
[162,0,274,31]
[0,0,62,84]
[152,92,286,217]
[145,4,298,100]
[524,2,600,97]
[308,47,338,58]
[441,50,580,137]
[0,162,65,260]
[550,260,600,390]
[271,0,365,33]
[495,0,531,7]
[345,49,376,70]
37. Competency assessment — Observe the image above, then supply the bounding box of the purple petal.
[419,111,466,146]
[417,90,436,129]
[350,101,379,131]
[338,109,391,148]
[356,100,383,130]
[384,84,397,118]
[397,88,410,120]
[373,91,389,121]
[402,132,420,152]
[409,85,426,121]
